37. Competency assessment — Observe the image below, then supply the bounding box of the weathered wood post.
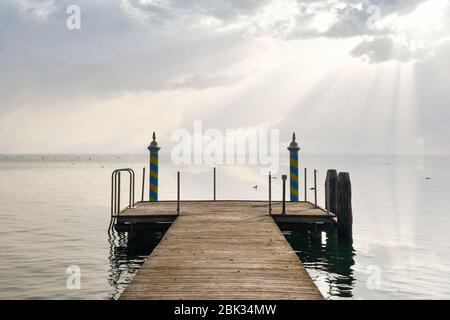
[336,172,352,239]
[310,223,322,245]
[325,169,337,213]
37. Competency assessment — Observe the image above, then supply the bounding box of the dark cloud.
[351,36,429,62]
[365,0,426,15]
[0,0,249,115]
[127,0,272,22]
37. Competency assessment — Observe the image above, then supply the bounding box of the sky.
[0,0,449,154]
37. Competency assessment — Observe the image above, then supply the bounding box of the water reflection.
[280,225,356,299]
[107,227,169,300]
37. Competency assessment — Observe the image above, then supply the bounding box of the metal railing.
[304,168,318,208]
[109,168,135,231]
[213,167,216,201]
[141,167,145,202]
[268,172,276,213]
[281,174,287,214]
[177,171,180,215]
[267,168,319,215]
[313,169,318,208]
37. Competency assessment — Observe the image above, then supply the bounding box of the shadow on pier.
[106,226,169,300]
[279,225,356,299]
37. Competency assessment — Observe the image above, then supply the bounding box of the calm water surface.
[0,154,449,299]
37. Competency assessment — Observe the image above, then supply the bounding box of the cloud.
[0,0,251,116]
[0,0,449,153]
[344,0,450,62]
[351,36,429,62]
[171,74,238,89]
[120,0,448,64]
[125,0,272,23]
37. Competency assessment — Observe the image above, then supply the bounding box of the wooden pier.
[117,200,335,300]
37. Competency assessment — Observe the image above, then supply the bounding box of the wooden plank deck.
[119,201,326,300]
[117,200,335,217]
[115,200,335,225]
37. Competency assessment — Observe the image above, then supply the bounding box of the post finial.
[287,131,300,151]
[148,131,160,151]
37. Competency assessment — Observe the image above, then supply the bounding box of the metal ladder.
[109,168,135,231]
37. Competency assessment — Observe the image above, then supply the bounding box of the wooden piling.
[336,172,352,238]
[310,224,322,245]
[325,169,337,213]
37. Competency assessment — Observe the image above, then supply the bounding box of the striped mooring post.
[287,132,301,202]
[147,132,161,202]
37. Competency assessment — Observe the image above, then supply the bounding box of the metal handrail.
[141,167,145,202]
[305,167,318,208]
[213,167,216,201]
[314,169,318,208]
[268,172,272,213]
[281,174,287,214]
[111,168,135,218]
[304,168,307,201]
[177,171,180,215]
[268,172,277,213]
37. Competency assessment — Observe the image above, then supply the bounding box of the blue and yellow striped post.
[148,132,161,202]
[287,132,301,202]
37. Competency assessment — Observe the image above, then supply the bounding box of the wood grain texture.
[119,201,324,300]
[119,200,335,217]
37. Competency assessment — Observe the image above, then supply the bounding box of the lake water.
[0,153,449,299]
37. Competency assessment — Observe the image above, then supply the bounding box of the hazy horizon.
[2,151,450,156]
